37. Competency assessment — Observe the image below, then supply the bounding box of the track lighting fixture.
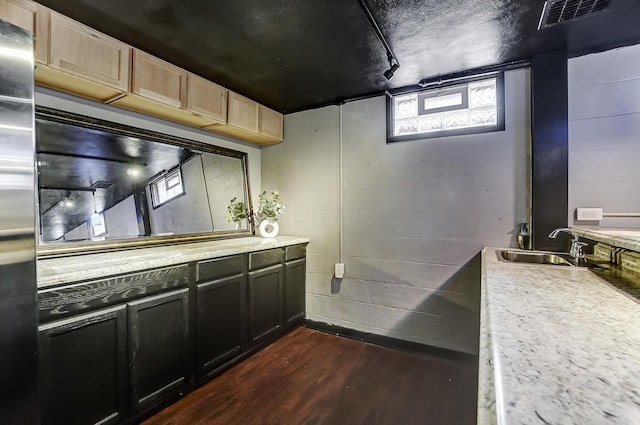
[384,56,400,81]
[358,0,400,81]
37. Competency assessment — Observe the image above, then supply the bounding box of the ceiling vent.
[90,181,114,190]
[538,0,611,30]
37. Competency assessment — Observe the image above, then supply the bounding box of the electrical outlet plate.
[576,207,603,221]
[334,263,344,279]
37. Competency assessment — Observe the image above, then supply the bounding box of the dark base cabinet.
[38,244,307,425]
[248,264,283,346]
[196,274,247,375]
[128,289,190,412]
[39,306,128,425]
[284,258,306,327]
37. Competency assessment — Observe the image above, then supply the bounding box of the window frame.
[149,167,186,210]
[386,72,505,143]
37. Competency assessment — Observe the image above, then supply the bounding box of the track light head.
[383,61,399,81]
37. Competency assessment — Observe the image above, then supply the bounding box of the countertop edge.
[573,226,640,252]
[37,235,310,288]
[478,246,640,425]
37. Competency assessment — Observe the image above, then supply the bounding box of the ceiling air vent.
[538,0,611,30]
[90,181,114,190]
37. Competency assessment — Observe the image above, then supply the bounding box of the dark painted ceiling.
[37,0,640,113]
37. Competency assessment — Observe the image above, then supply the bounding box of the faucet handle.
[571,241,588,260]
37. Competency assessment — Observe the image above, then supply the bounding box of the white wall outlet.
[576,207,603,221]
[334,263,345,279]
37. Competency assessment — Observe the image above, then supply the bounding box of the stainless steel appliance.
[0,19,38,424]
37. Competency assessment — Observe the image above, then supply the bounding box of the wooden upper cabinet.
[48,11,129,92]
[0,0,48,63]
[227,91,259,133]
[259,105,284,141]
[131,49,186,108]
[186,74,227,125]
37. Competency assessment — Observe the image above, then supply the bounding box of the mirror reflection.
[36,108,251,247]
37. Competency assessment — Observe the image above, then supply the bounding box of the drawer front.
[38,264,189,322]
[285,244,307,262]
[249,248,283,271]
[197,255,245,282]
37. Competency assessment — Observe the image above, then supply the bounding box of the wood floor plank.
[141,327,477,425]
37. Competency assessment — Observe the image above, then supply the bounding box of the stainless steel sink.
[496,249,576,266]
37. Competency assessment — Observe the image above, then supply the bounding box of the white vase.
[258,219,279,238]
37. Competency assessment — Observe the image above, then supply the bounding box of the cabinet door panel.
[248,265,283,345]
[128,288,189,411]
[132,49,186,108]
[259,104,283,141]
[285,259,306,327]
[49,12,129,91]
[227,91,259,133]
[39,306,127,425]
[187,73,227,124]
[197,274,246,375]
[0,0,47,63]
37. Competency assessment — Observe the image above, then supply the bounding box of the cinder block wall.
[568,44,640,228]
[262,69,531,354]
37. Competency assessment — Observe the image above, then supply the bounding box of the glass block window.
[387,73,504,142]
[150,168,185,209]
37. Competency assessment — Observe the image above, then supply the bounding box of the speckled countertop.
[37,236,309,288]
[573,226,640,252]
[479,247,640,425]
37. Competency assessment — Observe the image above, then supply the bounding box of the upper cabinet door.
[49,12,130,91]
[227,91,259,133]
[259,105,284,141]
[132,49,186,108]
[0,0,48,63]
[186,73,227,124]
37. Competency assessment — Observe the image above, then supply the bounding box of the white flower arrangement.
[225,197,248,224]
[255,190,286,221]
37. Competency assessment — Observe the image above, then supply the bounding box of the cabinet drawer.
[249,248,283,271]
[197,255,245,282]
[38,264,189,322]
[285,244,306,262]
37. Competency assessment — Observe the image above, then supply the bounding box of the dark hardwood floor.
[142,327,478,425]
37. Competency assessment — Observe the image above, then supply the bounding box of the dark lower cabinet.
[39,305,127,425]
[284,258,306,327]
[248,264,283,346]
[38,245,307,424]
[196,274,247,375]
[128,288,190,412]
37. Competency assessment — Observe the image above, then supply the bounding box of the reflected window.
[150,168,185,209]
[387,73,505,142]
[35,107,252,251]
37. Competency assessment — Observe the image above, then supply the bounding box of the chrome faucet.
[548,228,588,263]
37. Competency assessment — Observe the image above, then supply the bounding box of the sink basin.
[496,249,575,266]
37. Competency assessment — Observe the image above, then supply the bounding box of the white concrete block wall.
[262,69,531,354]
[568,44,640,228]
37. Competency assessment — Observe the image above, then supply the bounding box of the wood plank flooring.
[142,327,478,425]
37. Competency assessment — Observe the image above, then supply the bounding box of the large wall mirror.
[36,107,253,257]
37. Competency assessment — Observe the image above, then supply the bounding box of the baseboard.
[303,319,478,366]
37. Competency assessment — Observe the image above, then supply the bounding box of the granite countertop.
[37,236,309,288]
[479,247,640,425]
[573,226,640,252]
